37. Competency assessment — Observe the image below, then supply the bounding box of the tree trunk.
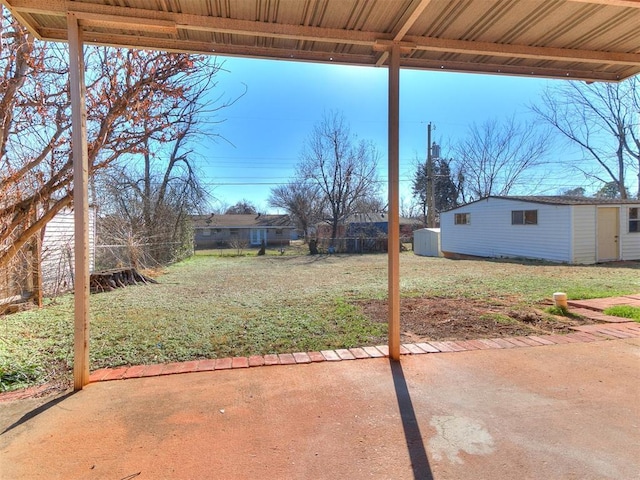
[89,267,157,293]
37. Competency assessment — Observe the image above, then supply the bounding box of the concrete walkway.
[2,334,639,479]
[568,294,640,323]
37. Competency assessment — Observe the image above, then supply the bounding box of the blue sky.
[195,56,583,213]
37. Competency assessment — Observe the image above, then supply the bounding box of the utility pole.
[426,123,436,227]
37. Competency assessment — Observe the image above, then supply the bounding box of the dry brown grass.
[2,252,639,391]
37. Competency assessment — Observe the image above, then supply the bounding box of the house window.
[630,208,639,233]
[201,228,211,236]
[230,228,239,236]
[454,213,470,225]
[512,210,538,225]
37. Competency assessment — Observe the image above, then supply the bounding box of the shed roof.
[447,195,640,211]
[502,195,640,205]
[192,213,294,228]
[3,0,640,82]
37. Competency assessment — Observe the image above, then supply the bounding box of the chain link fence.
[311,235,413,254]
[94,241,192,271]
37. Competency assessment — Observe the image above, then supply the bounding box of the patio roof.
[3,0,640,82]
[3,0,640,390]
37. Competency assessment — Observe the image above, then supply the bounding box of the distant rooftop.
[340,213,421,225]
[192,214,294,228]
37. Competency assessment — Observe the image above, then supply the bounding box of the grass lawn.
[1,252,639,391]
[603,305,640,321]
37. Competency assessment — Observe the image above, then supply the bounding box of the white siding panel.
[41,208,95,295]
[572,206,597,264]
[620,205,640,260]
[441,198,573,263]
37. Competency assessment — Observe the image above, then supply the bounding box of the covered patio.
[2,0,639,392]
[2,335,640,478]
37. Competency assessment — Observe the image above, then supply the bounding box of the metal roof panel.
[2,0,639,81]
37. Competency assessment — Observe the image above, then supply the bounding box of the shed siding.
[620,206,640,260]
[41,209,95,295]
[441,198,572,262]
[572,206,597,264]
[413,228,441,257]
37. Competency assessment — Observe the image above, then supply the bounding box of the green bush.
[545,305,569,316]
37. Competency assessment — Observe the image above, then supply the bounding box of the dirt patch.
[357,297,594,342]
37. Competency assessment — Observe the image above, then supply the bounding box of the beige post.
[553,292,568,310]
[387,44,401,360]
[68,13,91,390]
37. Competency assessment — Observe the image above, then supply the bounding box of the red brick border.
[4,320,633,399]
[74,320,640,385]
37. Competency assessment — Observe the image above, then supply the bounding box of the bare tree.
[225,200,258,214]
[452,117,551,202]
[351,195,386,215]
[562,186,586,197]
[532,78,640,199]
[595,181,629,199]
[96,65,241,266]
[268,179,325,241]
[297,111,381,244]
[0,10,218,271]
[400,196,421,219]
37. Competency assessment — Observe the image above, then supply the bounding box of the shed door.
[597,207,619,262]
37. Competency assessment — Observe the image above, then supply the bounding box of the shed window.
[275,229,283,236]
[201,228,211,236]
[230,228,239,236]
[630,208,639,233]
[512,210,538,225]
[454,213,470,225]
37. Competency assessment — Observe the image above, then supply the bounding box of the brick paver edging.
[87,321,640,384]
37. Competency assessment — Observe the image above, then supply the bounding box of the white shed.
[441,196,640,265]
[41,208,96,295]
[413,228,441,257]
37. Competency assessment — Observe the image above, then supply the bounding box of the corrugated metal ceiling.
[2,0,640,81]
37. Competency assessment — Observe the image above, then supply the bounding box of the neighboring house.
[314,213,422,253]
[315,213,421,239]
[192,214,295,249]
[440,196,640,264]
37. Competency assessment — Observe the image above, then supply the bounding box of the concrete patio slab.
[2,337,639,480]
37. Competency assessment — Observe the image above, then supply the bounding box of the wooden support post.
[32,232,42,308]
[68,13,90,390]
[387,44,401,360]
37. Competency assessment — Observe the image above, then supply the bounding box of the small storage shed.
[441,196,640,264]
[413,228,441,257]
[0,207,96,307]
[42,208,96,295]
